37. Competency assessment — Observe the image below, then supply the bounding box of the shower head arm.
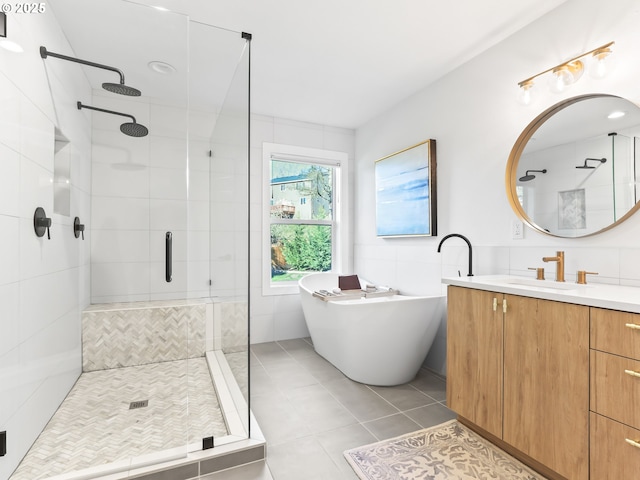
[77,101,136,123]
[41,46,126,85]
[576,158,607,168]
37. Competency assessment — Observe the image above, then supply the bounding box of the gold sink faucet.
[542,251,565,282]
[542,252,564,282]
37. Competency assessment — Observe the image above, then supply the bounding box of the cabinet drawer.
[591,308,640,360]
[591,412,640,480]
[591,350,640,429]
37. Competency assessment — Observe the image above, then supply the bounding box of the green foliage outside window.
[271,224,332,280]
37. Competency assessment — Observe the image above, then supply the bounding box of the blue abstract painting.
[375,141,436,237]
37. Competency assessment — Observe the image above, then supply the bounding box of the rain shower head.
[519,169,547,182]
[102,82,141,97]
[77,101,149,137]
[40,46,141,96]
[120,121,149,138]
[576,157,607,169]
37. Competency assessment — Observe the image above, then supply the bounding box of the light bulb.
[548,60,583,93]
[590,48,615,79]
[549,66,573,93]
[517,81,536,105]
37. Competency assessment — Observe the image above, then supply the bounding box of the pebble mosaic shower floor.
[10,357,228,480]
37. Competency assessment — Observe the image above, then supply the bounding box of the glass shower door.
[186,20,251,448]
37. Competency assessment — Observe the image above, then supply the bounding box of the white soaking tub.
[299,272,444,386]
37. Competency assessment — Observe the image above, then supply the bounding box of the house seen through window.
[269,159,335,283]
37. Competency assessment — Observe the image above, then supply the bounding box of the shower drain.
[129,400,149,410]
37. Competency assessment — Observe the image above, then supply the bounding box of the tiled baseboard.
[128,445,266,480]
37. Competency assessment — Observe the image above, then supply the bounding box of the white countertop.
[442,275,640,314]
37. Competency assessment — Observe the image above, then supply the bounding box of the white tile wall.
[0,283,20,358]
[0,143,20,216]
[88,96,227,304]
[0,6,92,479]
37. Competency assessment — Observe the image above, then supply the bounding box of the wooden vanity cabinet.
[447,286,503,438]
[591,308,640,479]
[503,295,589,480]
[447,285,590,480]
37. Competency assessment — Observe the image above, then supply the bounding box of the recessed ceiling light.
[148,60,176,75]
[608,111,626,119]
[152,5,170,12]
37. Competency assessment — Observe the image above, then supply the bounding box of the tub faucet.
[542,251,565,282]
[437,233,473,277]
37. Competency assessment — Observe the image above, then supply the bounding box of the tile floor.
[10,358,228,480]
[226,338,455,480]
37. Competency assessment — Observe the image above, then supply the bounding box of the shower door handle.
[165,231,172,282]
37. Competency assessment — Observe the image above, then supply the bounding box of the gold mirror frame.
[506,94,640,238]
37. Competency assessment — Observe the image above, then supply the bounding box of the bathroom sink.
[506,277,582,291]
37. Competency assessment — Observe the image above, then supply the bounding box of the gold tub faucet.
[542,251,565,282]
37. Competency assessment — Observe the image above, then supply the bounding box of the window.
[263,143,348,295]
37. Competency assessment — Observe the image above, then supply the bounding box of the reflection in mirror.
[507,95,640,237]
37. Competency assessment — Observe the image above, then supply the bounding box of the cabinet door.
[503,296,589,480]
[446,285,503,438]
[591,412,640,480]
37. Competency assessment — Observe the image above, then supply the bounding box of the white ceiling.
[48,0,569,129]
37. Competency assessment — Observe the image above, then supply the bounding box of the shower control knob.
[34,207,51,239]
[74,217,85,240]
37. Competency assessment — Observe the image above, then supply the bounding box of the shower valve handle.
[74,217,85,240]
[34,207,51,239]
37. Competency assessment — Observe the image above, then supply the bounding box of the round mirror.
[506,94,640,237]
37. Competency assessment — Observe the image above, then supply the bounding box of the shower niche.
[53,128,71,217]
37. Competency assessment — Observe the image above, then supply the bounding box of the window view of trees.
[270,160,334,282]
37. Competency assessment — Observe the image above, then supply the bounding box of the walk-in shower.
[3,1,253,479]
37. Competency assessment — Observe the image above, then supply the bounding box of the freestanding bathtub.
[299,272,445,386]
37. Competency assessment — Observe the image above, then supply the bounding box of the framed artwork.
[558,188,586,229]
[0,13,5,38]
[375,139,437,237]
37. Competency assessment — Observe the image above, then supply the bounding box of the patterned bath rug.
[343,419,546,480]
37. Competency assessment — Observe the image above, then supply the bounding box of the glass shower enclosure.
[3,0,251,478]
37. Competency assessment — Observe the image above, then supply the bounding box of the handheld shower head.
[519,169,547,182]
[41,46,141,96]
[576,158,607,169]
[77,101,149,137]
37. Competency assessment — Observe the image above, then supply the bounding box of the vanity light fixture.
[517,41,614,105]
